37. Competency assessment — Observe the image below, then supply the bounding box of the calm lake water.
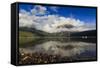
[19,37,97,64]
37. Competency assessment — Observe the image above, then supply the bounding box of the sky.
[19,3,96,33]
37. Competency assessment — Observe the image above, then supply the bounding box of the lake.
[19,37,97,64]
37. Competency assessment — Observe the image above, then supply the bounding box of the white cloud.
[31,5,48,15]
[19,7,96,33]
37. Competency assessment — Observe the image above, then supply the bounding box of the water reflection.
[19,38,96,64]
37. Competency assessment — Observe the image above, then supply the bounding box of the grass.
[19,31,38,44]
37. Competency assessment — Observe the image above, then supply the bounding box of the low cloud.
[19,5,96,33]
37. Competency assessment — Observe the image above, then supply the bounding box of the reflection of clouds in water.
[20,41,96,57]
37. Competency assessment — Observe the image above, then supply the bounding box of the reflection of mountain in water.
[19,26,97,64]
[20,40,96,58]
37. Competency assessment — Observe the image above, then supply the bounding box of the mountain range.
[19,27,96,37]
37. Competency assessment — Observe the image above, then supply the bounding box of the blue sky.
[19,4,96,23]
[19,4,96,33]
